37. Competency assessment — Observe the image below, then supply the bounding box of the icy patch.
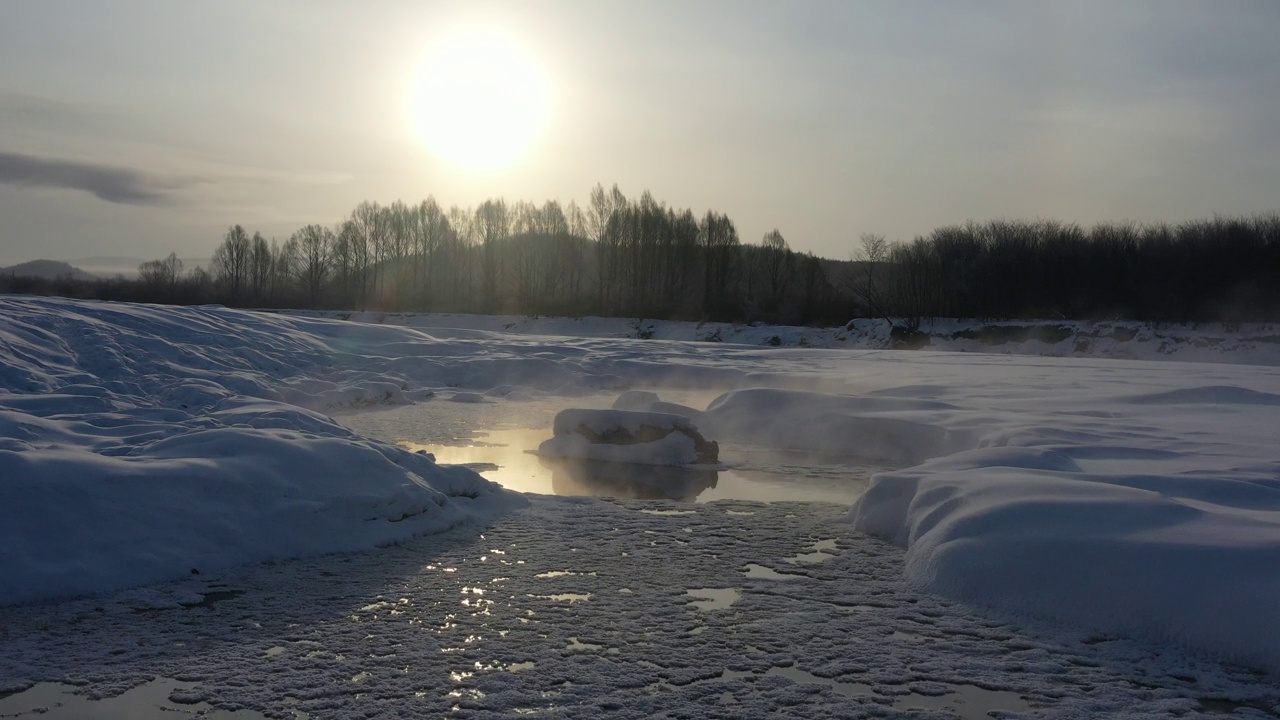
[742,563,806,581]
[685,588,741,611]
[530,593,591,603]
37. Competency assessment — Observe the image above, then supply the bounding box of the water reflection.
[549,458,717,501]
[400,427,869,504]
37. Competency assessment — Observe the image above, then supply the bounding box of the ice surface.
[3,498,1277,718]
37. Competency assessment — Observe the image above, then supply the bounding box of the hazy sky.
[2,0,1278,265]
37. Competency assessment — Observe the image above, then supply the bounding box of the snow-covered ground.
[4,296,1280,717]
[289,309,1280,365]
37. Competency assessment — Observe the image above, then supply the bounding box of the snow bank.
[538,408,719,466]
[290,309,1280,366]
[0,297,522,605]
[851,415,1280,673]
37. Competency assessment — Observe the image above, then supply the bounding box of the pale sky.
[1,0,1278,265]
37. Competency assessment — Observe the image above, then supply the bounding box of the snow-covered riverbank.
[3,296,1280,684]
[288,309,1280,365]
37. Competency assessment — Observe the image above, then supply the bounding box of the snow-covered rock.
[537,408,719,466]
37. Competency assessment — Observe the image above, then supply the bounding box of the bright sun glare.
[410,24,549,174]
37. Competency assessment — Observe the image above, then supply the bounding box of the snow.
[290,309,1280,366]
[851,444,1280,674]
[4,294,1280,694]
[0,296,516,605]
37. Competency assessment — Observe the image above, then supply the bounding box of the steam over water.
[338,392,884,505]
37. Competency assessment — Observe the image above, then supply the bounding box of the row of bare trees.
[162,185,846,323]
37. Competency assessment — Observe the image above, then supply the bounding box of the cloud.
[0,151,187,205]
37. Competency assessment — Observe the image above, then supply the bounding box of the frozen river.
[5,299,1280,718]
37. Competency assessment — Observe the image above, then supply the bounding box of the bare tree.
[475,199,509,312]
[211,225,252,304]
[293,224,332,308]
[699,211,739,317]
[588,183,626,311]
[138,252,183,302]
[249,232,272,301]
[347,201,384,309]
[269,237,300,304]
[412,197,447,310]
[760,229,794,314]
[849,233,891,321]
[446,205,476,310]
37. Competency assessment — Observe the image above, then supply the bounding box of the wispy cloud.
[0,151,188,205]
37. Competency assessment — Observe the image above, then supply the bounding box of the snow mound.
[851,446,1280,673]
[0,297,518,605]
[538,408,719,466]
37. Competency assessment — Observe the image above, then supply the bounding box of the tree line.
[4,186,1279,326]
[851,214,1280,326]
[101,184,846,324]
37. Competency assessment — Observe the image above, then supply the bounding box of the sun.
[410,24,550,174]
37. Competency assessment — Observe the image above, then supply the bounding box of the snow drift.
[0,297,522,605]
[849,405,1280,673]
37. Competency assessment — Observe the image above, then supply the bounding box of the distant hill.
[0,260,97,282]
[69,256,211,278]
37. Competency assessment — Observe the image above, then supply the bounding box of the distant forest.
[4,184,1279,325]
